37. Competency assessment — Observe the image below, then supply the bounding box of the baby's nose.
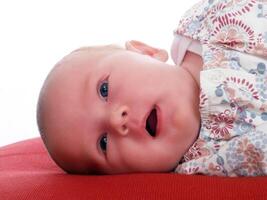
[109,105,129,136]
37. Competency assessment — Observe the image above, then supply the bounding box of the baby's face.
[42,48,200,174]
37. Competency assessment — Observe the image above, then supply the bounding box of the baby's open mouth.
[145,108,157,137]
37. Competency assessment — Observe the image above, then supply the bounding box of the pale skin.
[39,40,203,174]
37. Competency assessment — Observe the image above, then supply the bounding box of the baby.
[37,0,267,176]
[37,40,202,175]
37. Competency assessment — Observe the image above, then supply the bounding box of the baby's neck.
[180,51,203,88]
[179,51,202,147]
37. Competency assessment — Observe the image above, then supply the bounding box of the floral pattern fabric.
[174,0,267,176]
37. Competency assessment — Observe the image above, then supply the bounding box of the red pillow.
[1,137,267,200]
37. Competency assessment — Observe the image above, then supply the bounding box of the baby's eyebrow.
[82,137,105,173]
[84,122,107,171]
[82,70,96,109]
[89,147,109,174]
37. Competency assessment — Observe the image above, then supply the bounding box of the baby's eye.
[99,81,109,100]
[99,134,107,153]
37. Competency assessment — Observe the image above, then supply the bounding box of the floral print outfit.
[173,0,267,176]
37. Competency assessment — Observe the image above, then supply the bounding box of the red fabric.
[1,138,267,200]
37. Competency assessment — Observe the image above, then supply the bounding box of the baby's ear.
[125,40,168,62]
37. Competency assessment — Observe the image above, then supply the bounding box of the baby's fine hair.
[36,44,123,174]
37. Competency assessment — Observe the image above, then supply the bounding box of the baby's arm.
[176,131,267,176]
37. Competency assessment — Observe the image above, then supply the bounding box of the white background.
[0,0,198,147]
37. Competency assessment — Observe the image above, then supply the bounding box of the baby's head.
[37,41,200,174]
